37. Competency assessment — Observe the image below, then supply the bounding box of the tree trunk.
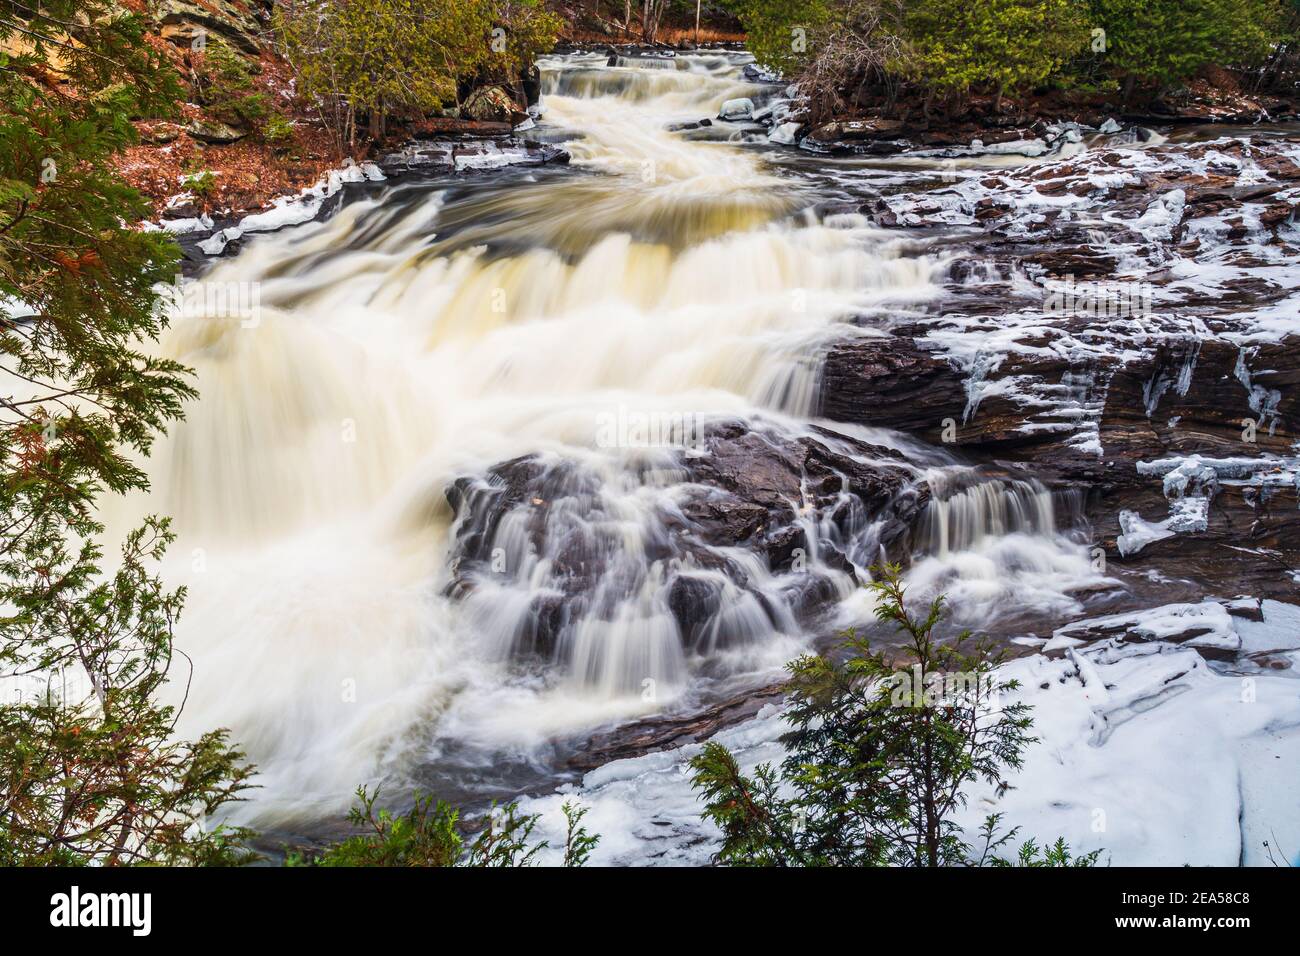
[922,709,939,866]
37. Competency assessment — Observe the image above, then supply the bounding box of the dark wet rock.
[678,424,917,551]
[521,65,541,107]
[519,593,566,657]
[781,572,845,621]
[1018,247,1118,278]
[604,46,678,66]
[802,134,910,156]
[1102,338,1298,465]
[820,337,967,442]
[667,118,713,132]
[377,137,569,177]
[565,683,789,772]
[443,422,934,664]
[807,118,906,143]
[667,575,724,646]
[742,63,782,83]
[820,324,1300,598]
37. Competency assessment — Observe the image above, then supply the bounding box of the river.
[116,50,1189,836]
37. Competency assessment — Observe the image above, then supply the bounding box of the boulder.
[768,122,801,145]
[159,0,262,56]
[141,122,184,145]
[186,118,245,144]
[718,98,755,121]
[461,86,527,126]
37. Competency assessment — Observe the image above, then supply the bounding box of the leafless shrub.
[799,0,912,123]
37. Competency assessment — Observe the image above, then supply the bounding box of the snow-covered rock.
[1117,497,1209,555]
[768,122,801,146]
[193,160,385,256]
[516,601,1300,866]
[718,97,755,121]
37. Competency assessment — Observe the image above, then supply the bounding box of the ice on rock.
[186,160,386,256]
[159,214,214,235]
[718,97,755,121]
[1118,496,1209,555]
[751,99,791,124]
[768,122,802,146]
[1123,188,1186,240]
[978,138,1050,157]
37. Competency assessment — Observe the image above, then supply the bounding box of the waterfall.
[109,52,1104,824]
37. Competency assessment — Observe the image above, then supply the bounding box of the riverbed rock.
[718,98,755,121]
[443,421,933,661]
[816,134,1300,602]
[819,337,967,443]
[377,137,569,176]
[807,118,905,143]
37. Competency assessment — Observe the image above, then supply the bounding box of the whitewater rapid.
[112,52,1106,826]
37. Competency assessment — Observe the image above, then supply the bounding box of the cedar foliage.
[1087,0,1283,99]
[0,0,254,864]
[289,786,599,867]
[724,0,1289,111]
[193,38,273,134]
[274,0,562,149]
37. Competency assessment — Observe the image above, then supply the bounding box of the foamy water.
[105,52,1107,825]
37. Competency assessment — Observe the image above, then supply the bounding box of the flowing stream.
[115,52,1108,829]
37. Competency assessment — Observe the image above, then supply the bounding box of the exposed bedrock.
[818,330,1300,599]
[818,134,1300,601]
[818,337,968,443]
[442,422,935,666]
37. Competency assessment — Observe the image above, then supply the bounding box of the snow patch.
[516,606,1300,866]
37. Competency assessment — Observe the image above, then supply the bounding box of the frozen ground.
[520,599,1300,867]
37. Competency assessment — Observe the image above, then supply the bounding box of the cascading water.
[111,52,1108,826]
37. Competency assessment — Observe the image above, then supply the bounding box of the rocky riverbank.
[835,131,1300,602]
[433,116,1300,781]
